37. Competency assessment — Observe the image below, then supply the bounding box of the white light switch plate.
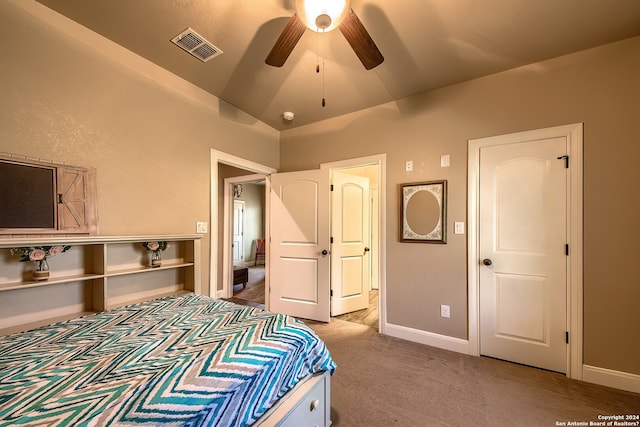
[441,154,450,168]
[196,221,208,234]
[454,222,465,234]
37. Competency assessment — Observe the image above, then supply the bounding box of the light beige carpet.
[307,319,639,427]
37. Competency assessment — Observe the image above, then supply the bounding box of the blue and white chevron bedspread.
[0,294,336,426]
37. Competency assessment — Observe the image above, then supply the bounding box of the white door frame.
[210,150,276,299]
[467,124,583,379]
[321,154,387,334]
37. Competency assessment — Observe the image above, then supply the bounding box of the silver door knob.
[364,247,370,253]
[482,258,492,266]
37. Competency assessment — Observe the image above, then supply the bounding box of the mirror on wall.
[400,180,447,243]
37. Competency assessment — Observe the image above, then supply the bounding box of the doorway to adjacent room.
[212,150,386,332]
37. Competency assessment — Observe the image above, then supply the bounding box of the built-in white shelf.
[0,235,201,335]
[0,274,104,292]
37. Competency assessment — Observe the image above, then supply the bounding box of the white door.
[233,200,244,264]
[331,172,371,316]
[479,136,568,373]
[269,169,331,322]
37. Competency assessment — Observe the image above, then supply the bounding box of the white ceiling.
[36,0,640,131]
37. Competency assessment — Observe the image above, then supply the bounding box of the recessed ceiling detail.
[171,28,222,62]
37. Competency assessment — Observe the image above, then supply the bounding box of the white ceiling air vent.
[171,28,222,62]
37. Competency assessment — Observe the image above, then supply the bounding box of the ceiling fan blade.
[339,9,384,70]
[265,14,306,67]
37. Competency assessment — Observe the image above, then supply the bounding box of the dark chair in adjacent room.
[254,238,266,266]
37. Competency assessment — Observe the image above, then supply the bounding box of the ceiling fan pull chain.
[316,33,320,73]
[322,56,326,107]
[320,28,326,107]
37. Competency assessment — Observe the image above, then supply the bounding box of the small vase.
[32,259,50,281]
[151,251,161,268]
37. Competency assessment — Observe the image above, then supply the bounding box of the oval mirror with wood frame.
[400,180,447,243]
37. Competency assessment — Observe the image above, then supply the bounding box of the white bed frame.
[257,371,331,426]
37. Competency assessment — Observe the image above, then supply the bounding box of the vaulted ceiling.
[36,0,640,130]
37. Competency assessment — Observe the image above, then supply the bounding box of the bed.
[0,294,336,426]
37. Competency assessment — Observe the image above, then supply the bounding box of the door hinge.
[330,236,334,244]
[565,244,569,256]
[566,331,569,344]
[557,155,569,168]
[330,289,333,297]
[330,184,334,191]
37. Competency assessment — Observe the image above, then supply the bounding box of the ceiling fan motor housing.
[315,14,332,29]
[295,0,351,32]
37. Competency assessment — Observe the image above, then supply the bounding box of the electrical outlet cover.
[440,304,451,318]
[405,160,413,172]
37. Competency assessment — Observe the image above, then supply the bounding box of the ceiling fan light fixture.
[295,0,350,32]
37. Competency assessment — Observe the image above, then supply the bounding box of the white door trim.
[321,154,387,334]
[467,124,583,379]
[210,150,276,299]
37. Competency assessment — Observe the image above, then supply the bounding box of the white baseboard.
[216,290,225,299]
[583,365,640,394]
[384,322,470,354]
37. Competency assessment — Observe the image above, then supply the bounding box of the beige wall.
[0,2,279,295]
[280,36,640,375]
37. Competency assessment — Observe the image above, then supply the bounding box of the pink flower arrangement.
[10,245,71,262]
[28,248,46,261]
[142,241,168,253]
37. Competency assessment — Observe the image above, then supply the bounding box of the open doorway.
[219,168,268,309]
[321,156,385,332]
[209,150,275,302]
[225,176,267,309]
[211,150,386,333]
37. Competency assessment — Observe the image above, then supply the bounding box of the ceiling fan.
[265,0,384,70]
